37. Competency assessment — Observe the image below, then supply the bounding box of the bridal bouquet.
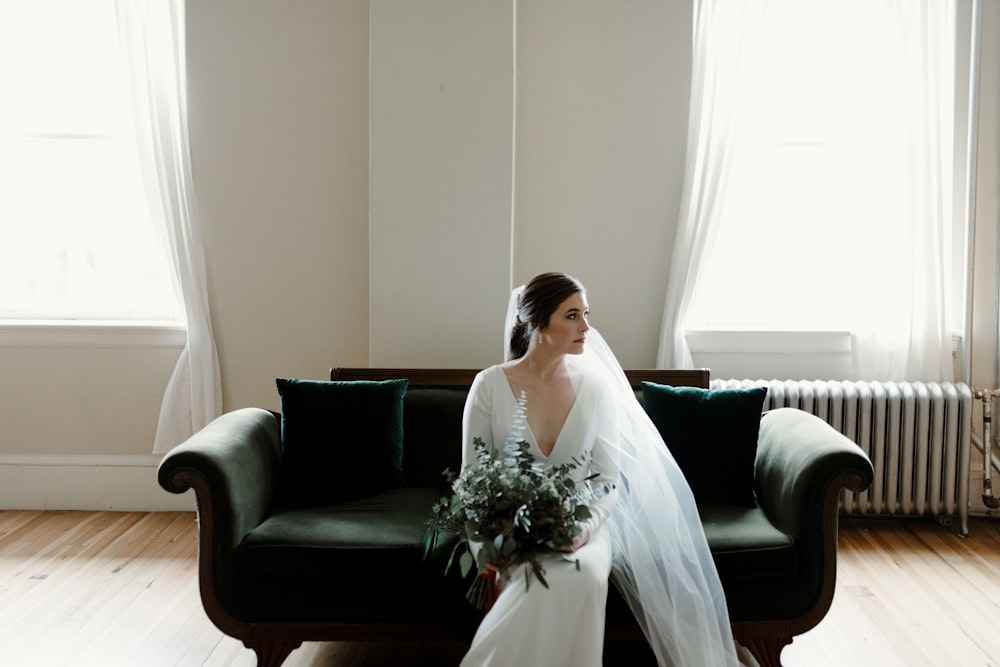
[425,391,609,610]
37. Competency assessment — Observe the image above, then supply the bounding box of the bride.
[459,272,746,666]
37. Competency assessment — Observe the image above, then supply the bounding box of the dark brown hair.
[509,272,586,360]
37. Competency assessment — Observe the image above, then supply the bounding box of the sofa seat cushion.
[234,486,439,579]
[699,504,797,580]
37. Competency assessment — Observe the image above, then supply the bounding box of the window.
[679,0,967,381]
[0,1,179,321]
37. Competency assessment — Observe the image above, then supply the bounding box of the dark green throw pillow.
[275,378,408,503]
[641,382,766,507]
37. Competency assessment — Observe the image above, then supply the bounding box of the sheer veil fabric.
[504,286,740,666]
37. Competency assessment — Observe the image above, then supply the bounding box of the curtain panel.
[658,0,764,369]
[115,0,222,452]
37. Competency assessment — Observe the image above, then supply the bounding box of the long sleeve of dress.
[462,369,494,470]
[460,369,496,564]
[581,381,620,536]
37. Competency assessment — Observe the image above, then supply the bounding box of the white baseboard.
[0,454,195,511]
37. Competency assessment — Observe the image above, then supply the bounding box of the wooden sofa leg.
[741,634,791,667]
[246,639,302,667]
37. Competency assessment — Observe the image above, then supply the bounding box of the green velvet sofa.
[157,368,873,667]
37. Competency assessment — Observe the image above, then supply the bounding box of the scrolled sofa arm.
[751,407,874,630]
[157,408,282,592]
[755,408,874,538]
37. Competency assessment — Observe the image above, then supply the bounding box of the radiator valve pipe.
[975,389,1000,509]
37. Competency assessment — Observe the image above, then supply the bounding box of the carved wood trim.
[330,367,711,390]
[331,367,482,385]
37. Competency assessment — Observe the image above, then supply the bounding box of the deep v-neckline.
[500,368,583,459]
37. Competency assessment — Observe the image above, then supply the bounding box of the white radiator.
[710,379,974,534]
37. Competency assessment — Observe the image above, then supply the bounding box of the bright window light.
[0,1,180,321]
[685,1,958,334]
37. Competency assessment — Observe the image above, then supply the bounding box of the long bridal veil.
[504,286,740,666]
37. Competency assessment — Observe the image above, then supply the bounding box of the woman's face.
[538,291,590,355]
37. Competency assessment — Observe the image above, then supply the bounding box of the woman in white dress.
[459,272,746,667]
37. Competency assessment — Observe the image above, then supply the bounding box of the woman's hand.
[562,524,591,553]
[480,562,506,595]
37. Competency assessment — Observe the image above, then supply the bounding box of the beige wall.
[369,0,515,368]
[189,0,371,410]
[0,0,997,511]
[513,0,692,366]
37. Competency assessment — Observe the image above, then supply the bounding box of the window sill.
[0,320,187,348]
[684,328,853,380]
[685,329,853,355]
[684,329,964,381]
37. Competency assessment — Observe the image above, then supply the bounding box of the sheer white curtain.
[851,1,955,381]
[115,0,222,452]
[659,0,958,382]
[657,0,766,369]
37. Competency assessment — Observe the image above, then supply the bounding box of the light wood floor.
[0,511,998,666]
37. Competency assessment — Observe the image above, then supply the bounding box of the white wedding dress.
[460,365,619,667]
[457,288,747,666]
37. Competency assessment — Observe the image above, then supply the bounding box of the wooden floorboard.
[0,510,997,666]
